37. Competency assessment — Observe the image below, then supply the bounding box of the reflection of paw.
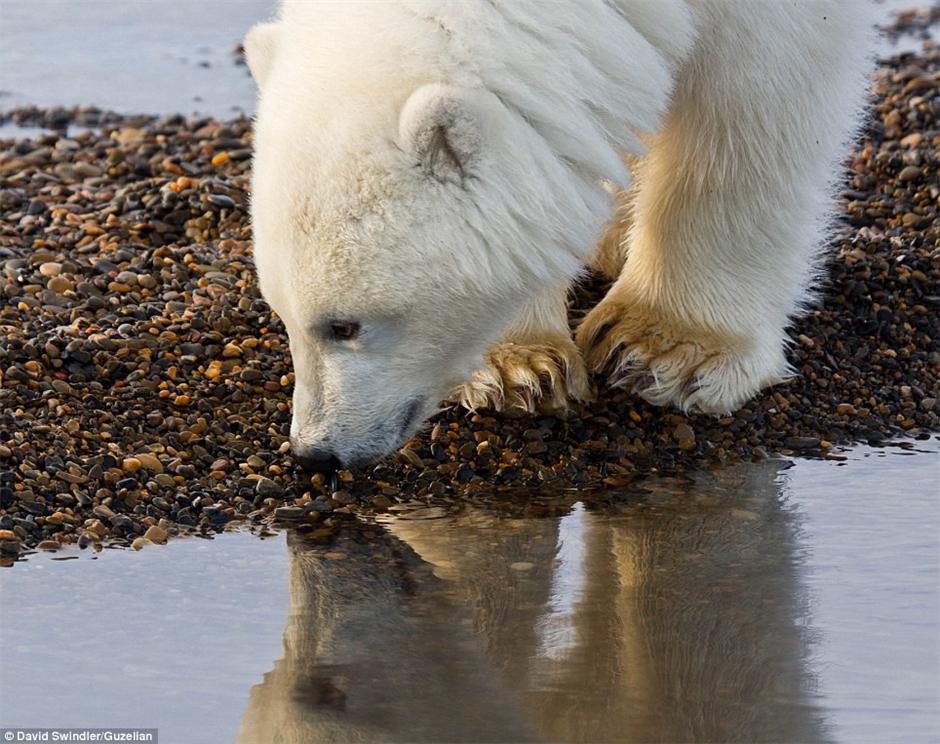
[576,299,786,414]
[456,337,593,413]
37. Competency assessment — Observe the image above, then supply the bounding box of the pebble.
[85,520,108,538]
[136,453,163,473]
[256,477,284,498]
[673,423,696,451]
[143,525,168,544]
[122,458,142,473]
[785,437,822,450]
[331,490,356,506]
[273,506,304,521]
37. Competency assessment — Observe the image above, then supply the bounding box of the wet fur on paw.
[576,300,786,414]
[456,338,592,413]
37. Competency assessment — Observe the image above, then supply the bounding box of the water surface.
[0,0,276,118]
[2,442,937,743]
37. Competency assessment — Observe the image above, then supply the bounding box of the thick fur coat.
[246,0,876,467]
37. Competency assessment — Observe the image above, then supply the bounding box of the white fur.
[246,0,876,466]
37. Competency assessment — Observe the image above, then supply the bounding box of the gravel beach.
[1,10,937,556]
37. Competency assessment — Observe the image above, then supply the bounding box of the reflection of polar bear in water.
[238,460,828,743]
[245,0,876,469]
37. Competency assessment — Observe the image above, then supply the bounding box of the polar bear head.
[244,19,608,470]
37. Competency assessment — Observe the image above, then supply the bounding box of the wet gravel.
[1,14,937,556]
[0,105,155,133]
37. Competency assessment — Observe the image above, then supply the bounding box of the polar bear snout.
[292,445,342,475]
[290,389,434,472]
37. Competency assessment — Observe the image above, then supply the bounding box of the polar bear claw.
[577,299,787,414]
[457,338,592,414]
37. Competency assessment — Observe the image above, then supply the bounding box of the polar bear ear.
[399,85,491,185]
[244,22,281,89]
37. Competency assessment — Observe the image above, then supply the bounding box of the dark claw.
[592,319,616,343]
[682,375,703,399]
[631,370,655,392]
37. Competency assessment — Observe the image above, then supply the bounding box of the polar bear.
[245,0,876,471]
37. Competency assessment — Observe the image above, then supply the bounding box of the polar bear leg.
[457,284,592,413]
[589,183,632,281]
[577,2,873,413]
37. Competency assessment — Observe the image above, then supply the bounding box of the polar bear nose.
[294,446,342,475]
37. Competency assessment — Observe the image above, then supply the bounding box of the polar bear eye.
[328,321,360,341]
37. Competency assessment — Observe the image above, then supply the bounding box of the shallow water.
[0,0,276,120]
[2,442,938,743]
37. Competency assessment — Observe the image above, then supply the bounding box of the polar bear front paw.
[575,300,786,414]
[456,337,593,413]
